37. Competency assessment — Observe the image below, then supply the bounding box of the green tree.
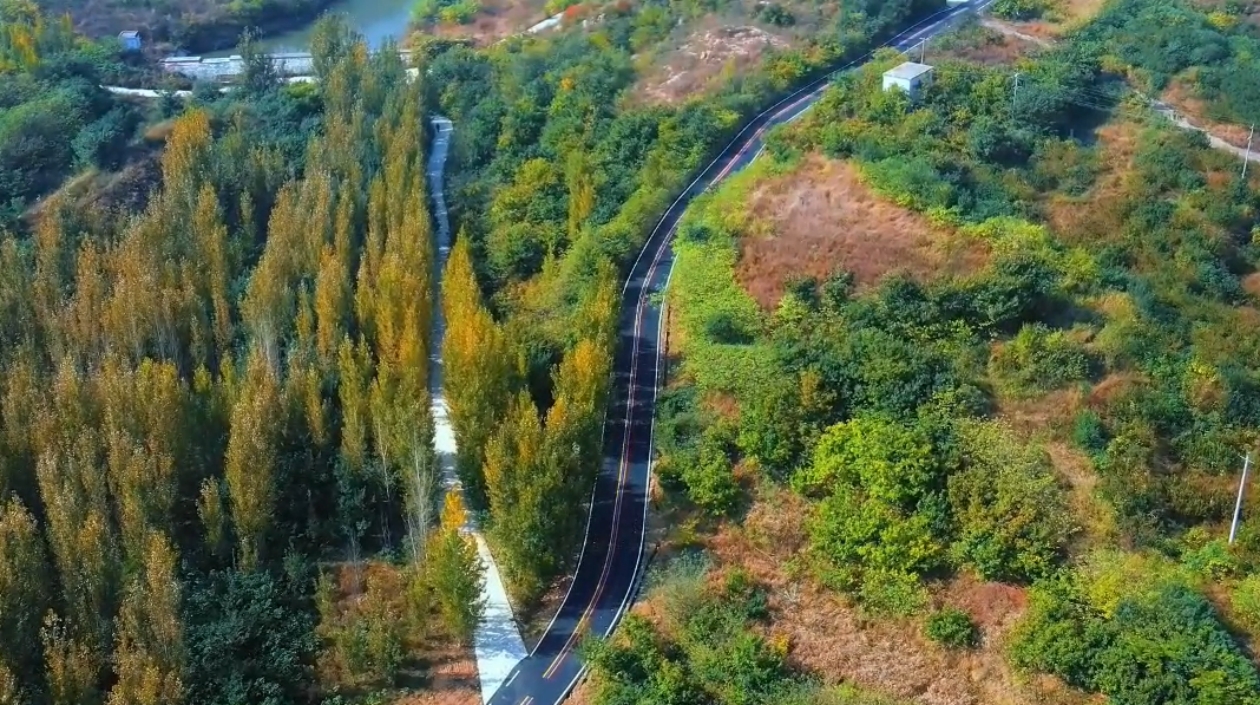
[794,415,943,508]
[425,493,485,645]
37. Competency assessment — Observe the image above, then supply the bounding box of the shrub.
[988,323,1091,398]
[1011,576,1260,705]
[758,3,796,26]
[682,440,742,515]
[991,0,1049,20]
[925,607,979,648]
[948,421,1075,582]
[723,567,770,622]
[793,416,943,506]
[857,568,929,617]
[1230,575,1260,633]
[810,487,946,589]
[1071,410,1108,456]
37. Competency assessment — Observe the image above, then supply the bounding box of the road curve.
[485,3,992,704]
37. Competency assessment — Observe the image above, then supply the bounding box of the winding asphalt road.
[485,2,993,704]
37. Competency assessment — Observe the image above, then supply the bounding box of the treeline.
[0,17,482,705]
[425,0,944,607]
[650,7,1260,702]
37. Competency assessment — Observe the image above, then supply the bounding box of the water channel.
[206,0,416,56]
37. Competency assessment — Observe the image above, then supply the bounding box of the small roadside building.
[882,61,934,101]
[118,30,142,52]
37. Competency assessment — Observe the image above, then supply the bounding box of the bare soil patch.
[737,155,989,309]
[636,23,790,105]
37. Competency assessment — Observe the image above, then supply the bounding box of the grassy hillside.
[577,0,1260,702]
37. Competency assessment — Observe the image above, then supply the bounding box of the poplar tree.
[191,184,235,359]
[425,493,484,646]
[108,533,184,705]
[42,613,101,705]
[37,436,120,662]
[544,336,613,549]
[0,498,49,693]
[483,392,561,604]
[224,346,282,569]
[196,478,228,563]
[442,236,514,507]
[314,244,350,364]
[0,659,25,705]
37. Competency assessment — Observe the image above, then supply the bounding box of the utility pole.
[1230,451,1252,544]
[1243,123,1255,181]
[920,38,928,64]
[1012,72,1021,104]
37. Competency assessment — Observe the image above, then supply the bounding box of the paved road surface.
[485,3,993,704]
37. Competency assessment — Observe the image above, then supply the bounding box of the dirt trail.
[982,17,1260,164]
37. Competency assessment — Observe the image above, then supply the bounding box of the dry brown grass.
[25,151,163,231]
[1012,0,1109,39]
[994,387,1084,438]
[1243,273,1260,298]
[1045,120,1143,245]
[1086,372,1145,408]
[737,155,990,309]
[390,646,481,705]
[634,22,790,105]
[695,487,1091,705]
[935,25,1036,66]
[427,0,553,46]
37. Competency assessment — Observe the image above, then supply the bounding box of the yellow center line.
[540,233,665,681]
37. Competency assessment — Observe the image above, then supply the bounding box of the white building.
[882,62,934,100]
[118,30,141,52]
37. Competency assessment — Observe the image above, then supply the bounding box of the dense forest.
[0,13,495,703]
[584,0,1260,701]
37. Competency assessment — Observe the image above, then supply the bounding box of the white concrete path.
[426,116,528,705]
